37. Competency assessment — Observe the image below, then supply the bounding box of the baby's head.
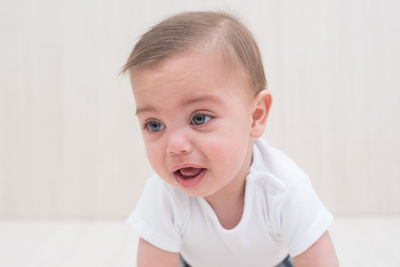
[122,11,266,93]
[123,11,272,198]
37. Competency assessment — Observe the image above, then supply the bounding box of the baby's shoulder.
[136,175,191,229]
[248,139,311,198]
[144,175,190,205]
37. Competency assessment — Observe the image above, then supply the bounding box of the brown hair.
[121,11,267,92]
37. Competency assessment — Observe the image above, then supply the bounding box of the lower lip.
[174,169,206,188]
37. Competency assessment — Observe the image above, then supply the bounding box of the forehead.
[130,46,254,115]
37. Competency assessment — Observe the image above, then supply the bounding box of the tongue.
[180,167,202,177]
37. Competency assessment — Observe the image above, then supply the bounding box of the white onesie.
[127,138,333,267]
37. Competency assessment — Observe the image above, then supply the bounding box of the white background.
[1,0,399,220]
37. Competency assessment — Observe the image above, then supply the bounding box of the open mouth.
[175,167,203,179]
[173,167,206,188]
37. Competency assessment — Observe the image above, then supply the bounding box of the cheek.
[207,142,249,184]
[204,125,251,171]
[144,139,165,171]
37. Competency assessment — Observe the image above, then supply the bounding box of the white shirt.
[127,138,333,267]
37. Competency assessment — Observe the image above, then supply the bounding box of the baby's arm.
[137,238,179,267]
[292,231,339,266]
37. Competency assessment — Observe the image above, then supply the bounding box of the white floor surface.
[0,216,399,267]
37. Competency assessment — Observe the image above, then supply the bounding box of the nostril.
[168,147,190,155]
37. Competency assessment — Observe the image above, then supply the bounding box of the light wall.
[1,0,399,219]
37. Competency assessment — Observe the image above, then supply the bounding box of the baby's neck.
[205,178,246,229]
[204,143,253,229]
[205,141,253,229]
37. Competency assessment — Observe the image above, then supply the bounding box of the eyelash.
[190,113,213,125]
[143,120,165,132]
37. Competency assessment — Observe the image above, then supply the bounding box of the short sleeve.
[277,176,333,257]
[126,176,187,253]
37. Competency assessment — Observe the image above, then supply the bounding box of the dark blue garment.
[275,255,294,267]
[179,254,294,267]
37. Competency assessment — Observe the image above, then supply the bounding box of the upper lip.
[171,163,205,173]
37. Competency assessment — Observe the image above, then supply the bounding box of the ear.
[250,90,272,138]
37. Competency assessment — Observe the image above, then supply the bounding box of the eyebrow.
[183,94,222,106]
[135,94,222,115]
[135,106,155,115]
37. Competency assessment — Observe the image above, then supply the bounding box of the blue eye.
[191,114,212,125]
[145,121,165,132]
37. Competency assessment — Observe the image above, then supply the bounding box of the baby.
[122,11,338,267]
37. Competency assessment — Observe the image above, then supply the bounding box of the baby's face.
[131,46,256,198]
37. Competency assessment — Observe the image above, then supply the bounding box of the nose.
[166,130,193,156]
